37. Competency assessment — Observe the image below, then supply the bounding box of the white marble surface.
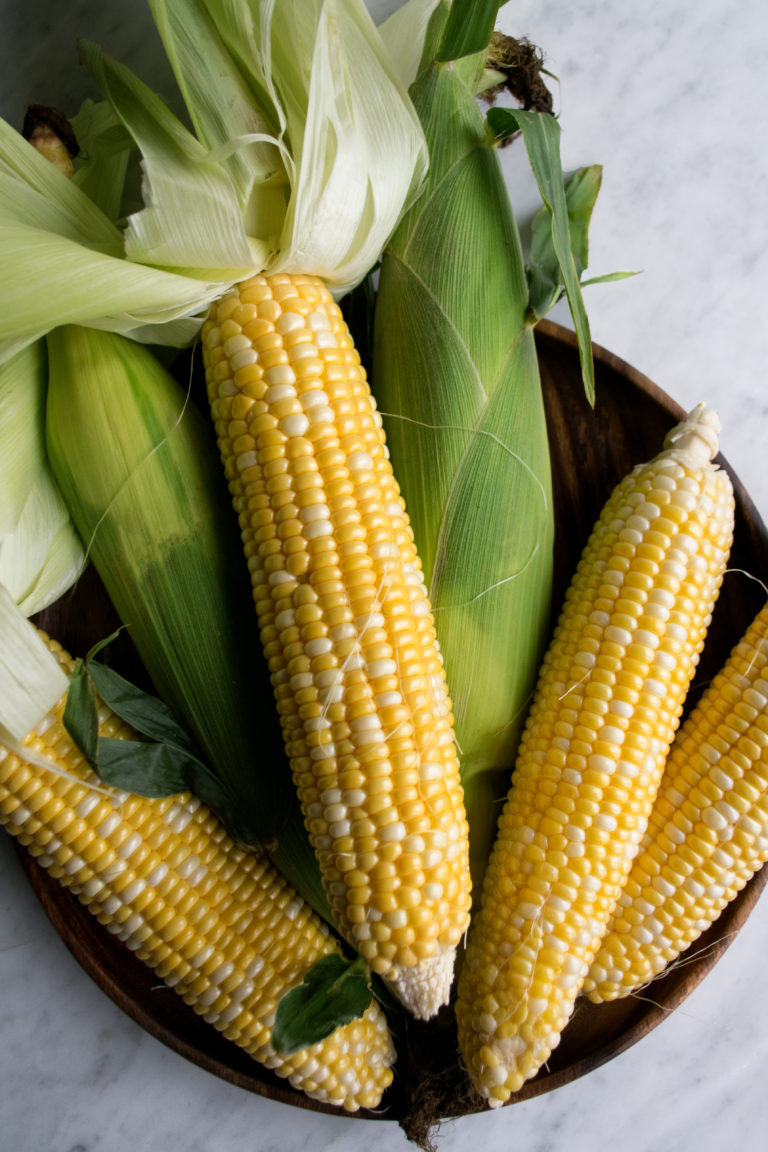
[3,1,768,1149]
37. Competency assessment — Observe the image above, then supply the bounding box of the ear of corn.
[585,596,768,1002]
[372,37,555,892]
[455,404,735,1106]
[201,271,472,1019]
[0,630,395,1111]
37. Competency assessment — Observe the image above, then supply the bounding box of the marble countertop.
[3,1,768,1149]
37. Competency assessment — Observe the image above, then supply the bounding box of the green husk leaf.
[435,0,501,62]
[272,954,372,1055]
[45,324,293,846]
[374,61,553,887]
[0,581,69,743]
[146,0,282,207]
[62,656,100,769]
[0,113,230,364]
[0,480,86,615]
[487,105,596,403]
[0,114,123,251]
[0,220,224,366]
[527,163,601,318]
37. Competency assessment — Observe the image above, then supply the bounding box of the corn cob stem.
[201,272,472,1019]
[0,633,395,1111]
[586,596,768,1001]
[455,404,734,1106]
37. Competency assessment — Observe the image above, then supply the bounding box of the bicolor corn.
[0,633,395,1111]
[455,404,734,1106]
[586,596,768,1001]
[201,272,472,1019]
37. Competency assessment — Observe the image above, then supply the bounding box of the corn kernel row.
[586,597,768,1000]
[201,272,471,1018]
[0,634,395,1111]
[455,405,734,1106]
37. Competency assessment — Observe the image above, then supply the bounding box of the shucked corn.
[201,272,472,1019]
[586,597,768,1001]
[0,633,395,1111]
[456,404,734,1106]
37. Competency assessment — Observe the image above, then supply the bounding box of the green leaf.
[527,164,638,319]
[487,106,596,404]
[271,955,373,1055]
[95,736,196,796]
[87,660,201,757]
[581,270,639,287]
[527,163,601,318]
[555,164,603,278]
[62,657,100,769]
[60,643,263,841]
[435,0,501,62]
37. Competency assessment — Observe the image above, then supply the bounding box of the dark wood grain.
[16,320,768,1125]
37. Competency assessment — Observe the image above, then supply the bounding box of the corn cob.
[585,597,768,1001]
[455,404,734,1106]
[0,632,395,1111]
[201,271,472,1019]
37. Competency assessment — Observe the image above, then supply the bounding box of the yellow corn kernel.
[201,273,471,1019]
[586,597,768,1001]
[455,405,734,1106]
[0,634,394,1112]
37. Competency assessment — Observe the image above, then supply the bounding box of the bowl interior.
[22,319,768,1132]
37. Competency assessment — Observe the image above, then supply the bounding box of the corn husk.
[77,0,427,297]
[43,328,290,838]
[0,340,86,615]
[372,13,555,889]
[0,581,68,743]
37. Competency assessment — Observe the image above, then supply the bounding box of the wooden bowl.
[19,319,768,1140]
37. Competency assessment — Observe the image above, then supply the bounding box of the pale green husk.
[0,581,68,743]
[0,115,224,366]
[0,341,86,615]
[0,0,428,368]
[80,0,428,295]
